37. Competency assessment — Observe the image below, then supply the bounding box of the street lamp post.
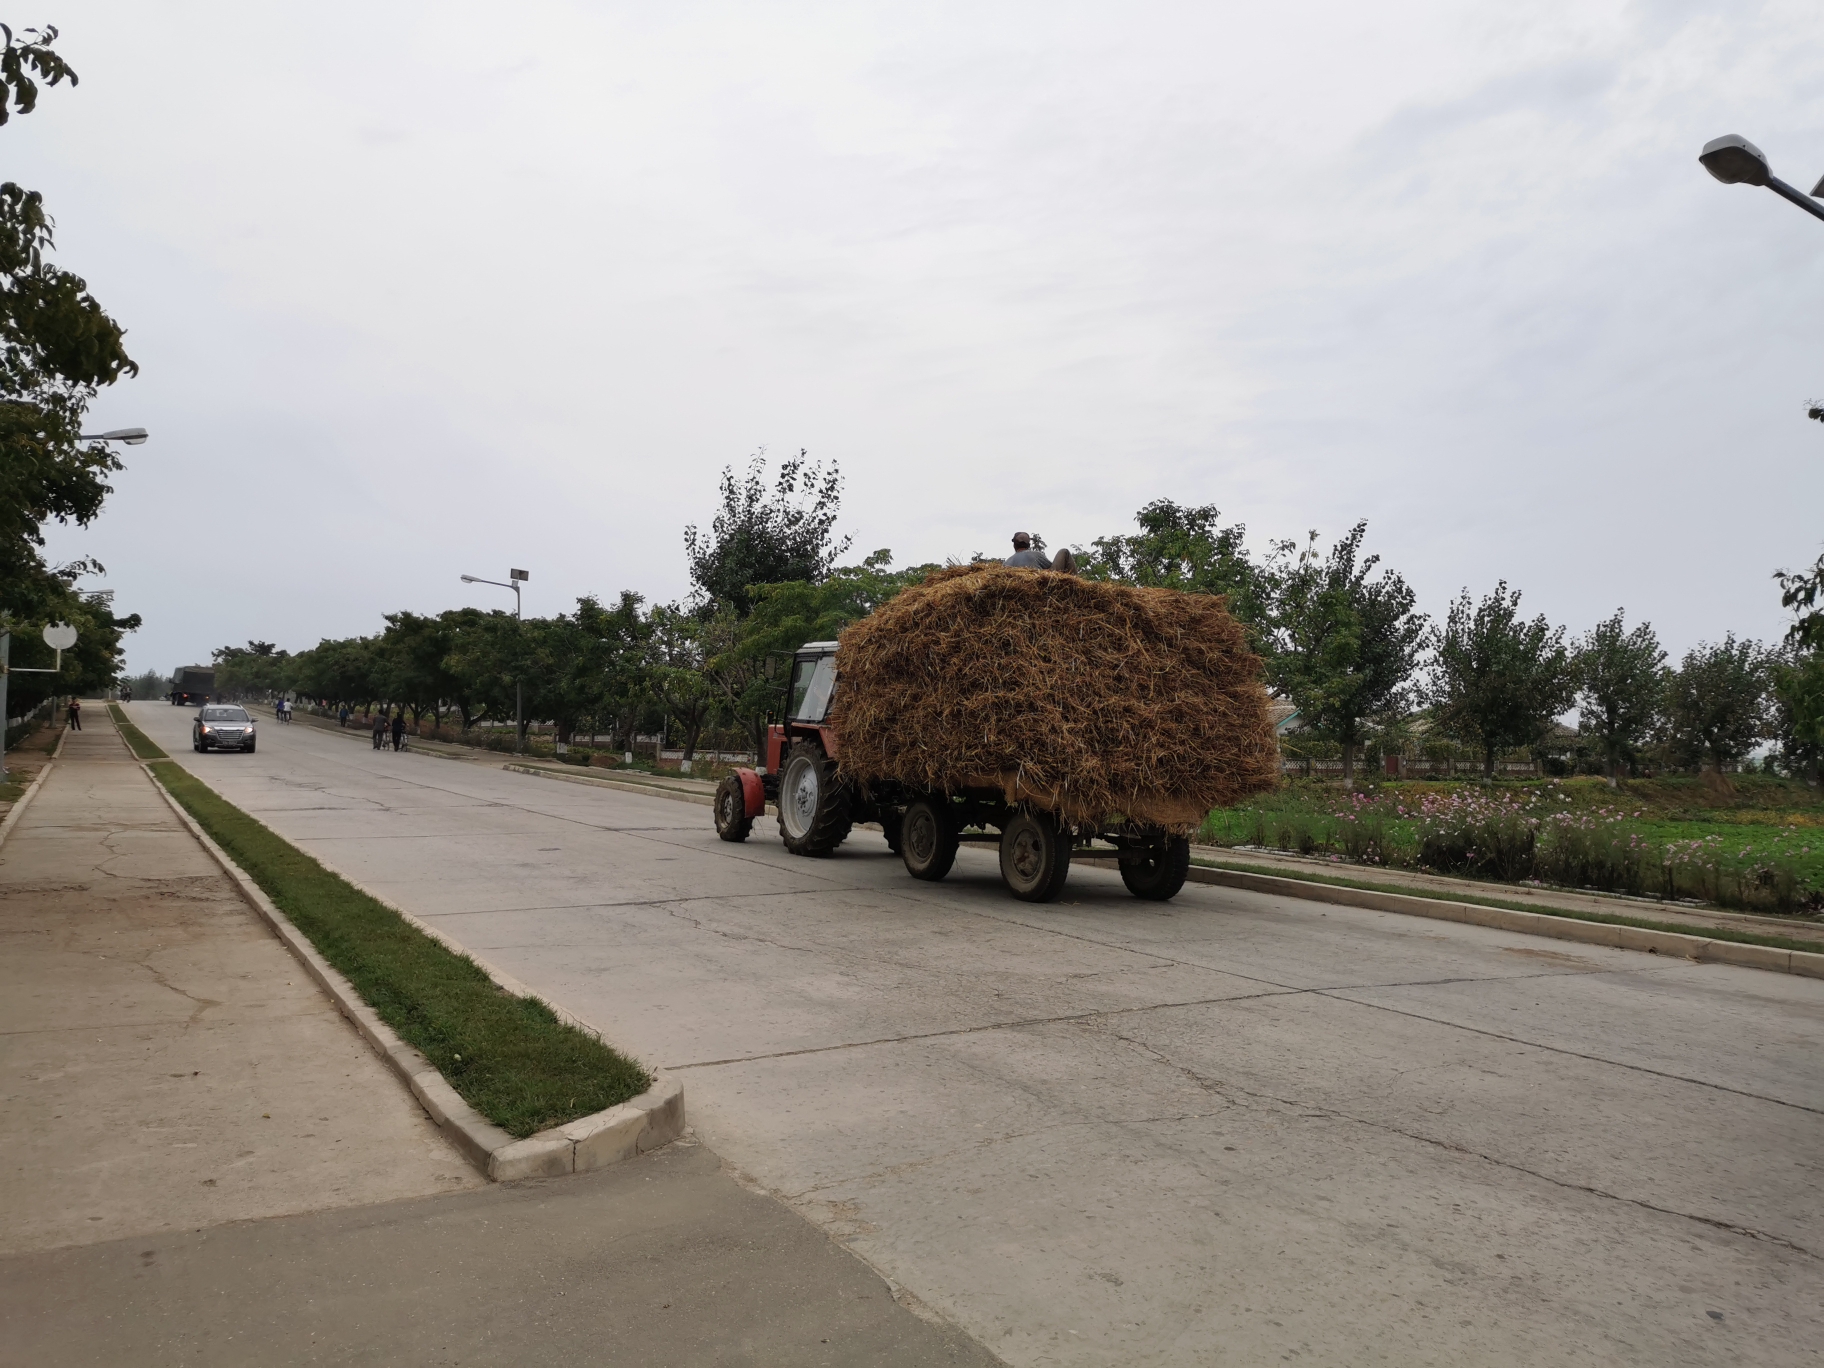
[460,569,530,754]
[1698,135,1824,224]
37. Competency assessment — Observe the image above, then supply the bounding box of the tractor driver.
[1004,531,1052,569]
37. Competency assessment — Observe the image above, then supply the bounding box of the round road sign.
[42,622,77,651]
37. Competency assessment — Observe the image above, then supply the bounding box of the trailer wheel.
[1120,836,1191,901]
[714,774,753,843]
[778,742,851,856]
[900,798,957,880]
[1000,811,1071,902]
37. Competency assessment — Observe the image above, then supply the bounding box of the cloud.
[17,0,1822,672]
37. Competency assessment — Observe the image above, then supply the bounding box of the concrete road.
[126,703,1824,1366]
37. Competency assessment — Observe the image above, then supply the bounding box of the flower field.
[1198,777,1824,915]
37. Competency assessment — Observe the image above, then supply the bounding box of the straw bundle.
[829,564,1279,830]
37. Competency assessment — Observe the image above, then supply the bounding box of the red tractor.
[712,641,1192,904]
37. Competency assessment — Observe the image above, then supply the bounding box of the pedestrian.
[372,708,387,750]
[391,710,407,752]
[339,704,350,728]
[66,696,82,731]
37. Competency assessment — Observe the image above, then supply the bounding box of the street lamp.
[79,427,149,445]
[1698,135,1824,224]
[460,568,529,754]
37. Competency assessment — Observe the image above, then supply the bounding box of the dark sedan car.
[193,704,256,753]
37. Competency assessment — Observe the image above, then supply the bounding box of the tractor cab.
[715,641,865,853]
[765,641,840,773]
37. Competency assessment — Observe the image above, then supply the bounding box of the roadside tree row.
[192,455,1821,786]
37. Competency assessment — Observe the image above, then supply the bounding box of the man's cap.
[1012,531,1031,545]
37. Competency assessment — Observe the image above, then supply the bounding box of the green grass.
[146,758,650,1138]
[1192,855,1824,956]
[109,704,168,760]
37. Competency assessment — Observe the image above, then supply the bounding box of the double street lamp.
[460,568,529,754]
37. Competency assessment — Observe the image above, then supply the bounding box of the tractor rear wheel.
[714,774,753,843]
[900,797,958,881]
[1120,836,1191,901]
[999,810,1072,902]
[777,742,851,856]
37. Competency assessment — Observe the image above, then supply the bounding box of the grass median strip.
[143,753,649,1138]
[1193,855,1824,956]
[109,704,167,760]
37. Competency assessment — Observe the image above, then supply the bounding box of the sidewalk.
[0,710,480,1256]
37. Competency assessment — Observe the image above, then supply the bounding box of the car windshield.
[201,706,250,722]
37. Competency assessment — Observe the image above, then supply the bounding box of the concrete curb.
[0,725,63,852]
[144,764,686,1182]
[1132,861,1824,980]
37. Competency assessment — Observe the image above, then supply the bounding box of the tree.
[701,550,935,755]
[1572,609,1665,784]
[683,450,851,615]
[646,604,718,761]
[287,636,379,711]
[213,640,287,698]
[3,577,138,714]
[1264,522,1425,782]
[1771,648,1824,786]
[376,612,461,726]
[1776,551,1824,652]
[576,592,650,750]
[444,610,532,742]
[1084,500,1273,640]
[1428,583,1574,777]
[0,26,138,622]
[1665,635,1771,777]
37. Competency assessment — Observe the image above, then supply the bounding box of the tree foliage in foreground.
[0,24,138,622]
[1771,648,1824,786]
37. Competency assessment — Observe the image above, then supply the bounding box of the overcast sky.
[16,0,1824,675]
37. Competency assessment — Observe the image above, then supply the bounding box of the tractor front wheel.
[714,774,753,843]
[777,742,851,856]
[999,810,1072,902]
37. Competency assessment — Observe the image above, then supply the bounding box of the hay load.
[828,564,1280,831]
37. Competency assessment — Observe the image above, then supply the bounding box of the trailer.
[713,641,1196,904]
[169,666,215,706]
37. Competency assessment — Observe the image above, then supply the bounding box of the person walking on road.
[339,704,350,728]
[391,710,406,752]
[372,709,387,750]
[65,697,81,731]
